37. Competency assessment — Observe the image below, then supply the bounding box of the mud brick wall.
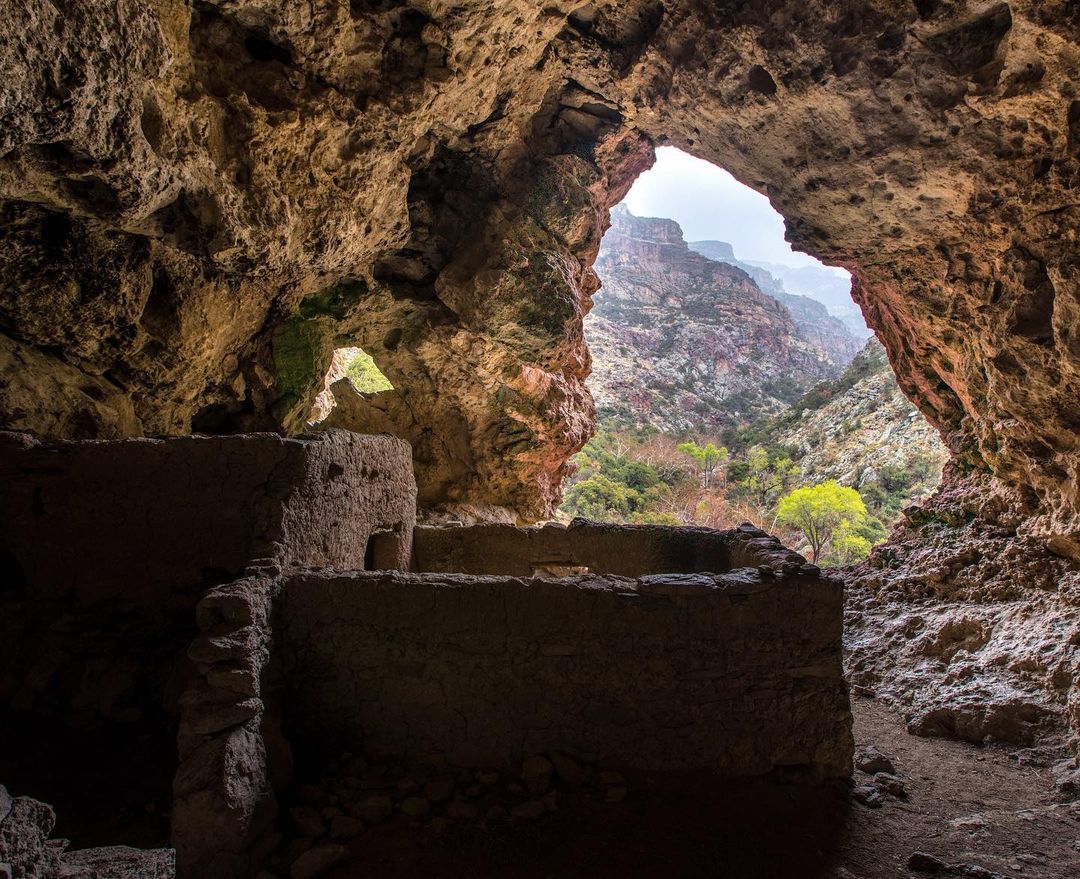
[277,568,853,781]
[411,521,812,577]
[1,428,416,606]
[0,429,417,879]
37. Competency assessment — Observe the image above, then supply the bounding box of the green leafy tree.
[740,445,799,506]
[777,480,868,565]
[677,441,729,488]
[345,349,393,393]
[562,475,639,522]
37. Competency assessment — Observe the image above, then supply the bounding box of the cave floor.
[321,697,1079,879]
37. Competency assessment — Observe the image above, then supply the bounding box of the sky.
[621,146,847,275]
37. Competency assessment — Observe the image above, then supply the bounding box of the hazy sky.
[622,147,846,274]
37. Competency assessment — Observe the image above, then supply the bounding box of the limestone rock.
[0,1,1077,530]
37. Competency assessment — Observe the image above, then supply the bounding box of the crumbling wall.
[276,566,852,781]
[172,572,287,879]
[0,784,175,879]
[411,520,810,577]
[0,429,417,870]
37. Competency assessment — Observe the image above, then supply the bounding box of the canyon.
[587,204,858,430]
[2,1,1080,877]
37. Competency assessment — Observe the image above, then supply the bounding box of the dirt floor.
[319,697,1079,879]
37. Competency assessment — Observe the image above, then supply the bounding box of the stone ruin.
[0,429,851,878]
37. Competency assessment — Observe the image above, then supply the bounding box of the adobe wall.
[0,429,417,877]
[411,520,811,578]
[0,428,415,606]
[276,567,852,781]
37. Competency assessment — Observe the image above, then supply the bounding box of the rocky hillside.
[690,240,871,342]
[587,206,852,431]
[774,337,948,511]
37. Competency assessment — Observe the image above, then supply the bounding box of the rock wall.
[1,1,1077,530]
[844,465,1080,753]
[276,567,851,779]
[411,519,813,577]
[0,429,417,874]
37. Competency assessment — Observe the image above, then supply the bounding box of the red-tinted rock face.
[588,205,846,429]
[0,1,1078,534]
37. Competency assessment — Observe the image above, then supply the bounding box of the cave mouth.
[562,148,948,567]
[308,345,393,425]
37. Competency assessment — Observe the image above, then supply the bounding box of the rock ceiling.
[1,0,1078,536]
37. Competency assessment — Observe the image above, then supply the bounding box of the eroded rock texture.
[845,466,1080,753]
[0,1,1077,527]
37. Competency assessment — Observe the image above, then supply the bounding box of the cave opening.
[562,147,947,568]
[308,345,394,425]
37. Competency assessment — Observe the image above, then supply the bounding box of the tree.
[562,474,639,522]
[345,349,393,393]
[738,445,799,507]
[776,480,868,565]
[677,440,729,488]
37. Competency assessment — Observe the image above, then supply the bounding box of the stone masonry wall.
[411,520,812,578]
[276,567,852,782]
[0,428,415,723]
[0,429,417,879]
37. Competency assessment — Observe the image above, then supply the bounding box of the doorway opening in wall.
[558,147,947,567]
[308,346,393,425]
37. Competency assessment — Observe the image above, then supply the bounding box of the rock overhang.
[0,1,1077,538]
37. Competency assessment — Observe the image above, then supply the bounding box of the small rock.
[510,799,546,820]
[1052,758,1080,799]
[423,777,455,804]
[400,796,430,818]
[505,782,525,796]
[476,771,499,786]
[541,791,558,812]
[521,755,554,795]
[855,745,896,776]
[485,805,506,820]
[359,795,393,825]
[290,843,347,879]
[396,778,420,796]
[852,783,886,808]
[873,772,906,797]
[907,852,946,873]
[296,785,327,807]
[949,814,990,831]
[431,816,450,833]
[464,784,483,799]
[598,770,625,786]
[446,799,478,820]
[329,815,363,839]
[550,752,590,787]
[288,806,327,839]
[604,786,627,804]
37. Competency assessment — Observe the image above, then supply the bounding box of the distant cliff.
[586,205,853,431]
[690,240,870,344]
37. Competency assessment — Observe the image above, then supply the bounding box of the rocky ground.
[253,699,1079,879]
[843,467,1080,758]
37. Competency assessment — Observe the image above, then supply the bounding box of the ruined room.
[0,1,1078,877]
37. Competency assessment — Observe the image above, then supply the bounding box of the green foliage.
[677,440,728,487]
[563,474,640,522]
[734,445,799,506]
[344,349,393,393]
[777,480,868,565]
